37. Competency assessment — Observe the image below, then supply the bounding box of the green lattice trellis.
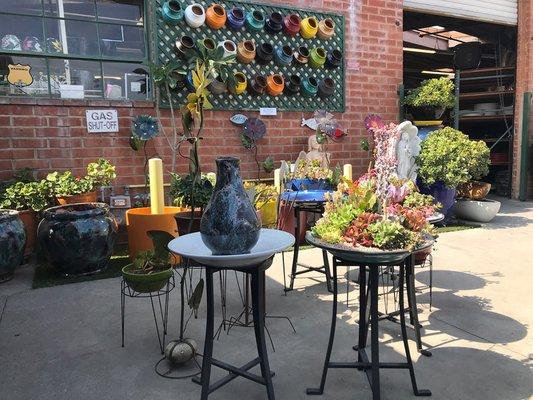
[153,0,345,112]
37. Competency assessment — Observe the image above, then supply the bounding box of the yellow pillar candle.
[343,164,353,181]
[274,168,281,193]
[148,158,165,214]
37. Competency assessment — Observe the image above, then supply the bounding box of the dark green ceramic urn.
[0,210,26,283]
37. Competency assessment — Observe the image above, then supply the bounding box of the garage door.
[404,0,517,26]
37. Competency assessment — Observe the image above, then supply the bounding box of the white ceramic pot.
[218,40,237,58]
[184,3,205,28]
[454,198,501,223]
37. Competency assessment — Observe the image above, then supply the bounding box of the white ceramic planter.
[184,4,205,28]
[454,198,501,223]
[218,40,237,58]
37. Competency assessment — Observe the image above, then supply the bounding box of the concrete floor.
[1,197,532,400]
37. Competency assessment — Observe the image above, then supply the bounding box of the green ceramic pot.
[0,210,26,283]
[301,76,319,97]
[122,264,173,293]
[162,0,184,24]
[309,47,326,68]
[245,10,265,31]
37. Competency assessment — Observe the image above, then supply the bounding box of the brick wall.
[0,0,404,188]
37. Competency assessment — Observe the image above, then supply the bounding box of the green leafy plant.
[169,172,215,210]
[130,230,174,274]
[367,220,416,250]
[404,77,455,109]
[0,180,53,212]
[416,127,490,189]
[86,158,116,187]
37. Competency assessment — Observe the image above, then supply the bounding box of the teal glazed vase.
[301,76,319,97]
[246,10,265,31]
[37,203,118,276]
[200,157,261,255]
[0,210,26,283]
[162,0,184,24]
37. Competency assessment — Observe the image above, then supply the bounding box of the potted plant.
[416,127,490,216]
[0,210,26,283]
[404,77,455,121]
[243,182,279,227]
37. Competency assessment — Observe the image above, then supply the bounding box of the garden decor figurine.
[306,135,331,167]
[395,121,421,181]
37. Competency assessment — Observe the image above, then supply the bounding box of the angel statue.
[395,121,421,181]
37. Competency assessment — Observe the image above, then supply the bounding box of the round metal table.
[168,229,295,400]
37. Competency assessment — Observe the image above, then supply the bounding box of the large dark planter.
[37,203,118,276]
[418,180,456,217]
[175,210,202,236]
[200,157,261,255]
[408,106,445,121]
[0,210,26,283]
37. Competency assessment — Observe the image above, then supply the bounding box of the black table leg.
[399,264,432,397]
[286,206,301,292]
[306,258,338,395]
[251,268,276,400]
[322,250,333,293]
[200,268,215,400]
[355,264,367,356]
[369,267,381,400]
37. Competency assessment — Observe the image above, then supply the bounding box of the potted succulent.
[404,77,455,121]
[0,210,26,283]
[416,127,490,216]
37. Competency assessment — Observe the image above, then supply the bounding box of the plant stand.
[121,274,175,354]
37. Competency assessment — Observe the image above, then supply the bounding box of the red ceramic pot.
[283,14,301,36]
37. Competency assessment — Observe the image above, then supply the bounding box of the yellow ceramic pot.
[257,199,277,227]
[233,72,247,94]
[300,17,318,39]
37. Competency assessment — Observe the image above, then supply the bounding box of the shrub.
[404,77,455,109]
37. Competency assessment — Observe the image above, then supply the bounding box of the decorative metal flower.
[364,114,384,131]
[313,109,347,143]
[243,118,267,141]
[132,115,159,140]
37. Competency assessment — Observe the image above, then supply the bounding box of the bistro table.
[168,229,295,400]
[305,232,431,400]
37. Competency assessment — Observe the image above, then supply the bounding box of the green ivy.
[0,181,54,212]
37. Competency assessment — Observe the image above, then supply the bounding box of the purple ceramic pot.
[418,180,456,217]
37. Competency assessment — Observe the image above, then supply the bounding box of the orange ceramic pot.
[237,40,256,64]
[266,74,284,96]
[19,209,38,259]
[205,3,226,29]
[125,206,183,259]
[57,191,98,205]
[317,18,335,39]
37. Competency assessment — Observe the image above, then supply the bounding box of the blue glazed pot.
[275,45,293,66]
[0,210,26,283]
[246,10,265,31]
[200,157,261,255]
[418,180,457,217]
[162,0,184,24]
[37,203,118,276]
[286,178,333,191]
[226,7,246,30]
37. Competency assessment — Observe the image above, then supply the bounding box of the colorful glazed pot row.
[162,1,336,40]
[206,72,336,99]
[175,35,343,69]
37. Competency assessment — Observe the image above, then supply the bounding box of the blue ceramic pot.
[162,0,184,24]
[200,157,261,255]
[37,203,118,276]
[226,7,246,30]
[286,178,333,191]
[418,180,457,217]
[275,45,293,66]
[0,210,26,283]
[416,125,441,141]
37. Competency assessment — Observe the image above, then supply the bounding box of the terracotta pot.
[283,14,301,36]
[266,74,284,96]
[277,202,307,242]
[218,39,236,58]
[19,209,38,259]
[301,76,318,97]
[162,0,183,24]
[325,49,343,69]
[184,3,205,28]
[318,77,335,99]
[226,7,245,30]
[265,12,283,34]
[246,10,265,31]
[414,244,432,265]
[57,191,98,205]
[256,42,274,65]
[125,206,183,259]
[237,40,256,64]
[285,74,301,95]
[174,210,202,235]
[457,181,491,200]
[300,17,318,39]
[205,3,226,29]
[309,47,326,68]
[248,75,267,95]
[174,35,195,59]
[317,18,335,39]
[232,72,247,94]
[294,46,309,65]
[275,45,293,66]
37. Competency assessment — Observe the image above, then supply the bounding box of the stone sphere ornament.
[164,338,198,365]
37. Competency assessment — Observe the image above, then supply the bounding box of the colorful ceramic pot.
[162,0,184,24]
[0,210,26,283]
[246,10,265,31]
[248,75,267,95]
[199,37,216,53]
[208,76,227,95]
[226,7,246,30]
[232,72,247,94]
[37,203,118,276]
[301,76,319,97]
[265,12,283,34]
[294,46,310,65]
[318,77,335,99]
[418,180,457,217]
[174,35,195,59]
[185,71,195,91]
[122,264,173,293]
[325,49,343,69]
[237,40,256,64]
[256,43,274,65]
[184,3,205,28]
[200,157,261,255]
[300,17,318,39]
[266,74,284,96]
[317,18,335,39]
[285,74,301,95]
[205,3,226,29]
[309,47,326,68]
[283,14,301,36]
[275,45,293,66]
[218,40,237,59]
[57,191,97,205]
